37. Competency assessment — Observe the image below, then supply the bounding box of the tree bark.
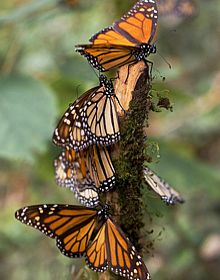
[101,61,152,280]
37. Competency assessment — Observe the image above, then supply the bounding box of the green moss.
[111,69,152,252]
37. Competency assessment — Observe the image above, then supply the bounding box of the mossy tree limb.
[100,61,152,280]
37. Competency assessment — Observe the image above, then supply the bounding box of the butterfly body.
[76,0,158,72]
[53,75,120,150]
[133,43,156,61]
[15,204,151,280]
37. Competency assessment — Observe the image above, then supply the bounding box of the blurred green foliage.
[0,0,220,280]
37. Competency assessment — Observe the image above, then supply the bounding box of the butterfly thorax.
[97,204,110,221]
[99,75,114,97]
[134,43,156,61]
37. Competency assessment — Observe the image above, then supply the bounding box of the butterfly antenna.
[153,37,172,69]
[157,50,172,69]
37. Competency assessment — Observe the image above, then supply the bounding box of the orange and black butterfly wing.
[105,218,151,280]
[90,0,158,47]
[112,0,158,45]
[76,43,136,72]
[54,149,100,207]
[15,204,98,258]
[79,84,120,146]
[143,167,184,205]
[76,0,158,71]
[54,149,77,188]
[53,86,99,150]
[86,145,115,192]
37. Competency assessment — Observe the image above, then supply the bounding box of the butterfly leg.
[144,59,154,80]
[124,62,138,84]
[114,95,126,115]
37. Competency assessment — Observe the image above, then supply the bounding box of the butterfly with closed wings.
[54,145,115,207]
[144,166,184,205]
[53,75,120,150]
[76,0,158,72]
[15,204,151,280]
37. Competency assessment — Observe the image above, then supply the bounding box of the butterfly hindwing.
[105,218,151,280]
[81,81,120,146]
[86,222,108,272]
[54,145,115,206]
[86,145,115,192]
[54,148,100,207]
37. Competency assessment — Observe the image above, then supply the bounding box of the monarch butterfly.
[15,204,151,280]
[75,0,158,72]
[54,145,115,207]
[158,0,196,18]
[143,167,184,205]
[53,75,120,150]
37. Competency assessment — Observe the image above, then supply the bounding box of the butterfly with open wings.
[15,204,151,280]
[76,0,158,72]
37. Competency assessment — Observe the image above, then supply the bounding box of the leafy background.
[0,0,220,279]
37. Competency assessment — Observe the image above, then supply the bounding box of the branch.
[103,61,152,280]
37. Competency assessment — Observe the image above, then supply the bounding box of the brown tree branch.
[101,61,152,280]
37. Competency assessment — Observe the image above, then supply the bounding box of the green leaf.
[0,75,57,162]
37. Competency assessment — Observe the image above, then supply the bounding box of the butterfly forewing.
[53,87,99,150]
[82,85,120,146]
[77,45,136,72]
[113,0,158,45]
[15,205,98,258]
[144,167,184,205]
